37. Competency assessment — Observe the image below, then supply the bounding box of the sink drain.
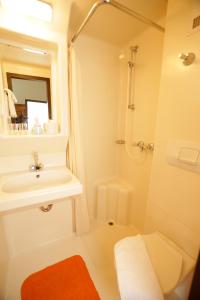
[108,220,115,226]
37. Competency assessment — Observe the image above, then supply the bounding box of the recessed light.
[23,48,47,55]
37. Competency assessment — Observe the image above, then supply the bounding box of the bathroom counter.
[0,166,82,214]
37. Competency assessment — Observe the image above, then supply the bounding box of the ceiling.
[68,0,168,46]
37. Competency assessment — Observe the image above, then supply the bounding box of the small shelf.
[0,134,68,140]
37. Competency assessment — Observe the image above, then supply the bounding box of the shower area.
[69,0,166,232]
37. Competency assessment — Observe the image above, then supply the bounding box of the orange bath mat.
[21,255,100,300]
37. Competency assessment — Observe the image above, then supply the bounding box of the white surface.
[3,88,17,118]
[167,140,200,173]
[96,179,133,225]
[151,233,195,284]
[0,166,82,214]
[178,148,199,164]
[75,36,120,217]
[5,221,138,300]
[2,169,71,193]
[6,235,95,300]
[117,24,164,231]
[2,200,73,256]
[0,151,67,175]
[44,120,58,135]
[27,101,48,130]
[114,235,164,300]
[68,47,90,234]
[146,0,200,263]
[1,0,53,22]
[143,232,183,294]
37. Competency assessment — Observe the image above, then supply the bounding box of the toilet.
[114,232,195,299]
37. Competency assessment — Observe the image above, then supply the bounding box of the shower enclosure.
[69,0,165,231]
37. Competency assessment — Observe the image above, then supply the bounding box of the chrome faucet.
[29,152,43,172]
[132,141,154,152]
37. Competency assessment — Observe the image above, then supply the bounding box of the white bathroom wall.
[74,35,120,217]
[145,0,200,259]
[0,136,67,173]
[0,219,9,300]
[118,25,164,231]
[0,1,73,295]
[0,59,4,134]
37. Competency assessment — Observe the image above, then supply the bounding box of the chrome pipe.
[69,0,165,46]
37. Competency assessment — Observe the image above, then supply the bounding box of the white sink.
[2,170,72,193]
[0,167,82,214]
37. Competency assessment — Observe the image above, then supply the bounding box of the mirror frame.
[6,72,52,119]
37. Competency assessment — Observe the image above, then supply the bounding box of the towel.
[21,255,100,300]
[114,235,164,300]
[4,88,18,118]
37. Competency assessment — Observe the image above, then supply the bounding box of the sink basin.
[0,167,82,214]
[2,170,72,193]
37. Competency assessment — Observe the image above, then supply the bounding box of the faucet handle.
[132,141,146,151]
[33,151,39,164]
[29,151,44,172]
[146,143,154,151]
[36,163,44,171]
[29,163,44,172]
[29,165,37,172]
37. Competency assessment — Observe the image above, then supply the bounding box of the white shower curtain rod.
[69,0,165,46]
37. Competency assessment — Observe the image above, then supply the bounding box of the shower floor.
[6,221,138,300]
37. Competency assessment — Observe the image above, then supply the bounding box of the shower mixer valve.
[132,141,154,152]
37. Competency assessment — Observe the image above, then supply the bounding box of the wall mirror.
[6,72,51,130]
[0,39,57,135]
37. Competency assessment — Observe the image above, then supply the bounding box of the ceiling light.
[1,0,53,22]
[23,48,47,55]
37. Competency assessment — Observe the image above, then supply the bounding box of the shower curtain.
[67,46,90,235]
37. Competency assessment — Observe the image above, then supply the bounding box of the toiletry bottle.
[32,118,43,135]
[44,119,58,135]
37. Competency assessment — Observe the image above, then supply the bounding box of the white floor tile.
[6,222,138,300]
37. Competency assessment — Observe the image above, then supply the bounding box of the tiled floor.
[6,222,138,300]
